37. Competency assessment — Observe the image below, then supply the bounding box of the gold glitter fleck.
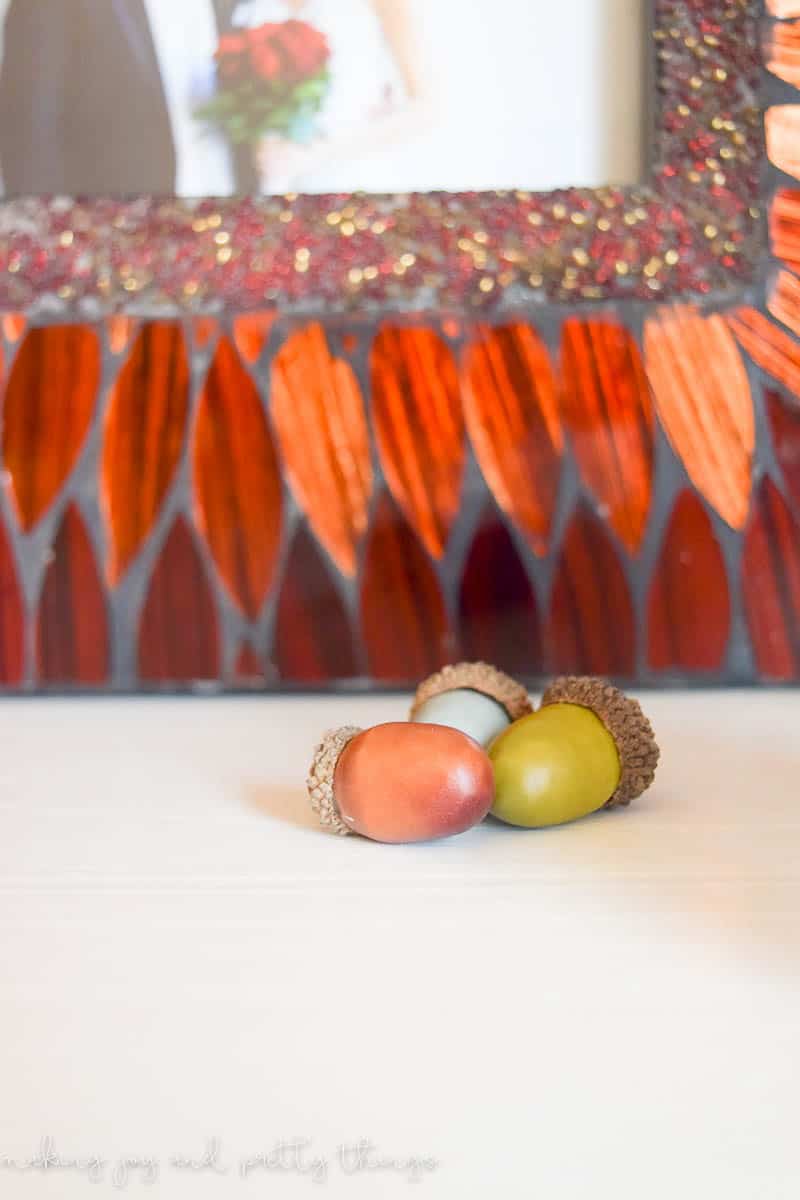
[371,220,387,235]
[207,214,222,228]
[363,265,379,281]
[400,253,416,267]
[348,268,363,285]
[183,281,199,296]
[217,247,232,264]
[644,258,662,277]
[665,249,679,265]
[479,277,495,293]
[326,211,341,226]
[214,231,230,245]
[615,261,630,276]
[340,221,355,237]
[279,210,293,223]
[527,212,542,227]
[570,212,586,226]
[473,231,488,244]
[704,224,718,239]
[552,203,567,220]
[59,231,74,247]
[573,249,589,266]
[597,217,611,232]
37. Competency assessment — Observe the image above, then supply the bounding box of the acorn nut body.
[411,661,532,748]
[308,722,494,843]
[489,677,659,828]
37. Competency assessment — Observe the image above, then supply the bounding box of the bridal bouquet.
[196,20,331,145]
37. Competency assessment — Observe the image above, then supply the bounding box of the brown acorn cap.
[539,676,659,807]
[306,725,362,835]
[410,662,532,723]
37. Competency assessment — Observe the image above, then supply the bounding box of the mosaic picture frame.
[1,0,800,693]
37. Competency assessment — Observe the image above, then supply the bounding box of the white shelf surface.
[0,690,798,1198]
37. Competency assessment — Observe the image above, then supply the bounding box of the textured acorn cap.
[411,662,532,723]
[540,676,659,807]
[306,725,362,835]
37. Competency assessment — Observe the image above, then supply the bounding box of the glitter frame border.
[0,0,765,316]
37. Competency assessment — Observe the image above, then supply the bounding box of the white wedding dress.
[233,0,410,192]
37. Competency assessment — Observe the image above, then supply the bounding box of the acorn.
[307,722,494,843]
[410,661,532,748]
[489,676,659,828]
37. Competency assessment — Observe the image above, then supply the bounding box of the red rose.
[215,32,250,84]
[275,20,329,80]
[250,40,282,82]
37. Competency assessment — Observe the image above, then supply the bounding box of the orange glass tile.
[371,325,464,560]
[271,323,372,578]
[274,525,358,682]
[648,491,730,672]
[138,516,220,682]
[547,504,636,677]
[766,18,800,87]
[106,316,136,354]
[644,306,754,530]
[233,313,275,364]
[2,325,101,530]
[102,322,190,582]
[462,322,562,556]
[767,269,800,340]
[194,337,282,620]
[769,190,800,272]
[192,317,218,349]
[767,390,800,513]
[36,505,108,684]
[0,518,24,685]
[742,478,800,680]
[458,507,542,675]
[728,306,800,397]
[360,493,450,681]
[2,315,26,343]
[765,106,800,180]
[561,318,654,554]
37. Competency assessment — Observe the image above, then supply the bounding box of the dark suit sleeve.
[0,0,72,194]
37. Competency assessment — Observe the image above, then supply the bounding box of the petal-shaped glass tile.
[459,507,542,675]
[273,524,357,682]
[2,315,25,343]
[768,270,800,340]
[138,516,220,682]
[767,390,800,512]
[361,493,450,681]
[234,642,264,684]
[102,322,190,583]
[462,322,562,555]
[193,318,218,349]
[766,106,800,180]
[742,478,800,680]
[36,504,108,685]
[106,316,136,354]
[3,325,101,530]
[547,504,636,677]
[766,19,800,86]
[233,313,275,364]
[194,337,282,619]
[728,306,800,396]
[648,491,730,672]
[561,318,654,554]
[371,325,464,560]
[770,190,800,272]
[271,323,372,578]
[0,518,24,685]
[645,307,754,530]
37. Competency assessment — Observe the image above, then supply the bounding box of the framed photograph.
[0,0,796,693]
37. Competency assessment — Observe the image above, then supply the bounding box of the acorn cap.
[306,725,362,835]
[539,676,659,807]
[411,662,532,723]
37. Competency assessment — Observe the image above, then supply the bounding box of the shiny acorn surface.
[334,722,494,843]
[489,704,621,828]
[411,687,511,747]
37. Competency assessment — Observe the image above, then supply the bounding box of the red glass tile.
[371,325,464,560]
[462,322,562,556]
[458,507,542,675]
[36,505,108,684]
[274,525,357,682]
[547,504,636,677]
[194,337,282,619]
[3,326,101,530]
[360,493,450,682]
[105,316,136,354]
[646,306,754,530]
[0,518,24,685]
[742,478,800,680]
[561,318,654,554]
[648,491,730,671]
[102,322,189,582]
[271,323,372,578]
[728,306,800,398]
[767,390,800,514]
[138,516,220,682]
[192,318,218,349]
[2,315,26,343]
